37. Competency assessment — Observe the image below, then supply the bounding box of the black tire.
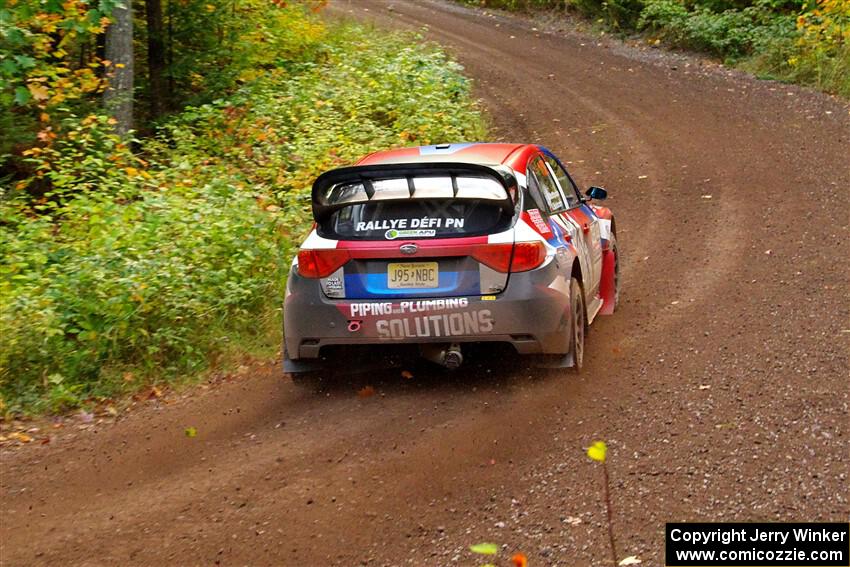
[610,235,620,310]
[568,276,587,373]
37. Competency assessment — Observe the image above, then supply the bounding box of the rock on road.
[2,1,848,565]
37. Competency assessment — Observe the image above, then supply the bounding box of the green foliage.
[150,0,327,109]
[0,181,283,414]
[0,11,486,415]
[638,0,798,59]
[150,22,486,211]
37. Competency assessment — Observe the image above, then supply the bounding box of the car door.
[541,154,603,298]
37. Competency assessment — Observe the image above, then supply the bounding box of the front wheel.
[569,276,587,373]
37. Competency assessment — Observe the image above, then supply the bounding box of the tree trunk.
[145,0,167,119]
[103,0,134,137]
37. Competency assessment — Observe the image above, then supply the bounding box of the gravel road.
[2,1,848,565]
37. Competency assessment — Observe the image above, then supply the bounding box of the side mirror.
[585,186,607,201]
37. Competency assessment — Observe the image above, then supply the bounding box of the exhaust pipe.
[420,343,463,370]
[347,320,362,333]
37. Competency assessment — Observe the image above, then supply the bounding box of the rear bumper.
[284,261,572,359]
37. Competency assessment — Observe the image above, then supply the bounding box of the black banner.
[666,523,849,566]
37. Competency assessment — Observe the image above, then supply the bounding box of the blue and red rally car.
[284,143,618,373]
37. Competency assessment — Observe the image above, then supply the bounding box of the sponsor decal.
[324,277,343,292]
[385,228,436,240]
[376,310,494,339]
[349,298,470,318]
[526,208,553,236]
[355,217,466,238]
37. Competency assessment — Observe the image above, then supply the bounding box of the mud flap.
[598,247,616,315]
[533,353,575,369]
[282,353,324,374]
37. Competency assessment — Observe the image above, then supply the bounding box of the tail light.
[471,243,514,272]
[510,241,548,272]
[472,241,546,273]
[297,248,350,278]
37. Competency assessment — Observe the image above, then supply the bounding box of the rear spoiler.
[311,162,517,222]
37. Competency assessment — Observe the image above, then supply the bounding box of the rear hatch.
[309,163,520,300]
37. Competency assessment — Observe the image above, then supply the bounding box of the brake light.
[472,243,513,272]
[472,241,547,273]
[511,241,547,272]
[297,248,350,278]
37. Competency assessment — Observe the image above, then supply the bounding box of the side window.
[544,155,581,208]
[527,156,567,213]
[524,169,547,212]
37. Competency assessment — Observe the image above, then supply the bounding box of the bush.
[639,0,797,59]
[0,16,486,415]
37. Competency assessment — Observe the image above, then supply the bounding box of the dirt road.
[2,1,848,565]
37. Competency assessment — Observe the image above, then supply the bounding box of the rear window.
[322,200,511,240]
[318,176,513,240]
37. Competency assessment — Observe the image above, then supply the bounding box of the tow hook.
[347,320,362,333]
[420,343,463,370]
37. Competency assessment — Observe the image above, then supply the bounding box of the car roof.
[356,143,539,172]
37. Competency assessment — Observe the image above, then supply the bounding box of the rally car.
[283,142,618,373]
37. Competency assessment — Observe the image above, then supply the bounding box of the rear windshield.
[321,199,512,240]
[316,175,513,240]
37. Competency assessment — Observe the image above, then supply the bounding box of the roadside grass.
[0,11,486,417]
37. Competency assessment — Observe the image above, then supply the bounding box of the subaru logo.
[400,243,418,255]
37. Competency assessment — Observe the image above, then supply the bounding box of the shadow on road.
[287,342,548,396]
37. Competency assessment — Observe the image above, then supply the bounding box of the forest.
[0,0,485,415]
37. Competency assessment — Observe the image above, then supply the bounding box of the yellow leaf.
[9,432,33,443]
[125,167,139,177]
[27,83,50,101]
[185,426,198,438]
[587,440,607,462]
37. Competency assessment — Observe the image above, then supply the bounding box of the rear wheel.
[611,237,620,309]
[569,276,587,373]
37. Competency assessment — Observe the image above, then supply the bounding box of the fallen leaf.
[620,556,642,565]
[185,426,197,438]
[564,516,582,525]
[357,386,376,398]
[149,386,163,399]
[9,432,33,443]
[512,553,528,567]
[469,543,499,555]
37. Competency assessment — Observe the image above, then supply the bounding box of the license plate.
[387,262,439,289]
